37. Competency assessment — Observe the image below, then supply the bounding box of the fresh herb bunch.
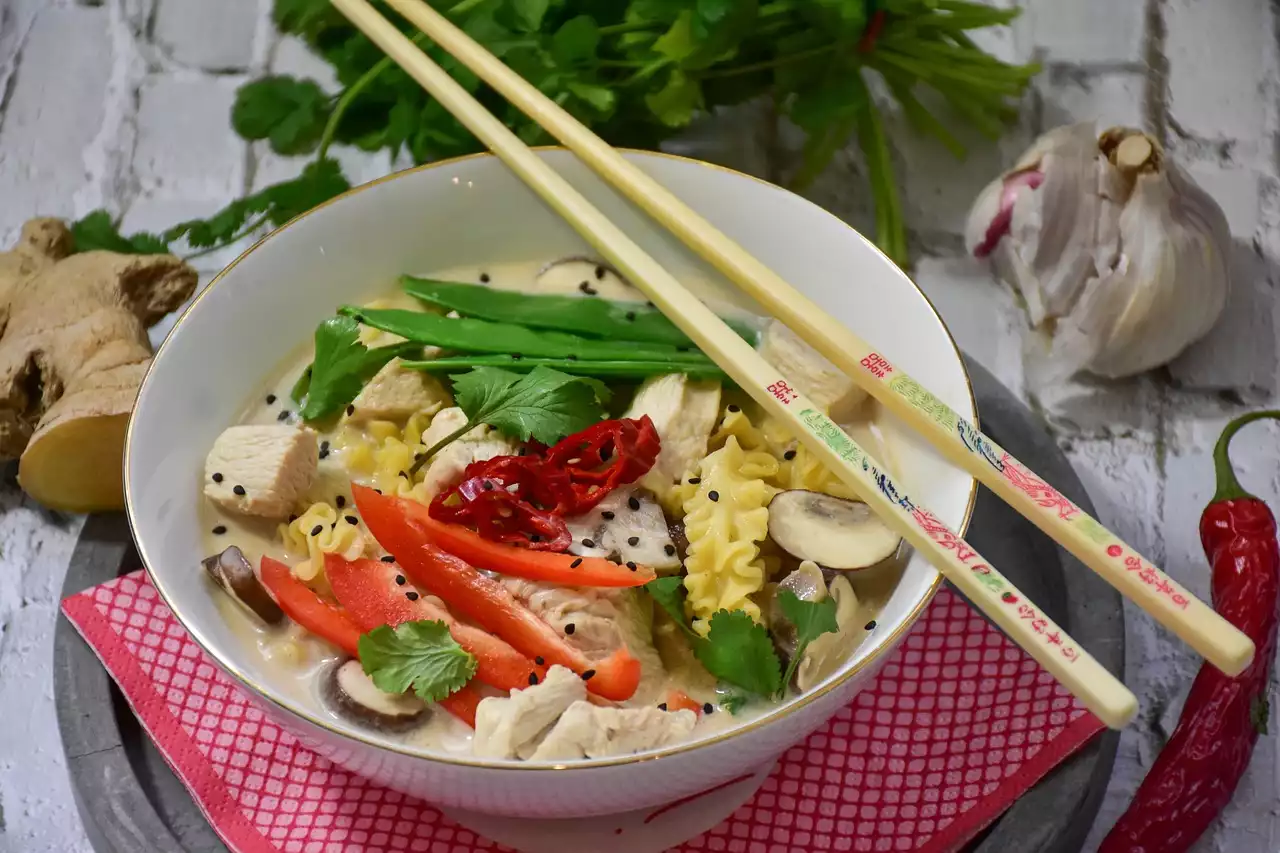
[71,0,1035,266]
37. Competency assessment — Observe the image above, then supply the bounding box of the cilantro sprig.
[292,315,419,421]
[358,619,477,703]
[67,0,1036,267]
[644,578,840,703]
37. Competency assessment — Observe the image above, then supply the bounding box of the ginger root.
[0,218,197,512]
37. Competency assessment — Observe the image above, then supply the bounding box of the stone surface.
[2,1,1280,852]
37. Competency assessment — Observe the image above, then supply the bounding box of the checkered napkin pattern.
[62,570,1102,853]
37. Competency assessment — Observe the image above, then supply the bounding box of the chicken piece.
[420,406,517,497]
[503,581,668,702]
[624,374,721,487]
[528,701,698,760]
[565,486,681,572]
[473,665,586,759]
[348,358,452,423]
[204,425,317,517]
[759,320,867,421]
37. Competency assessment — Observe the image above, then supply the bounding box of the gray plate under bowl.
[54,356,1123,852]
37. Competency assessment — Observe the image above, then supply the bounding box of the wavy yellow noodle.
[679,436,778,635]
[279,502,366,583]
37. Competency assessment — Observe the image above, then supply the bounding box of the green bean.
[339,306,714,362]
[401,276,760,347]
[401,355,727,380]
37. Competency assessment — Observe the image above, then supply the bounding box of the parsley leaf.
[776,590,840,695]
[645,576,694,636]
[299,316,418,420]
[358,620,477,703]
[452,365,610,445]
[694,609,782,698]
[233,75,333,156]
[70,211,171,255]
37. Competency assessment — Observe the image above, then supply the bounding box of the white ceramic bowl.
[126,149,976,819]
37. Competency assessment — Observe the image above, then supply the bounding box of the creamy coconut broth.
[199,258,906,761]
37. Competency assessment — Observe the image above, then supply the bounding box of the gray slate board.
[54,356,1122,853]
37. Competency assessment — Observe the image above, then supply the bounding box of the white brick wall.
[1,1,1279,852]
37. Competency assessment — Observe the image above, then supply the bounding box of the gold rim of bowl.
[125,147,979,772]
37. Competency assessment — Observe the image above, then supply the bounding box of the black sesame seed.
[277,409,291,421]
[708,490,720,502]
[346,404,355,416]
[565,623,576,635]
[406,591,419,601]
[581,538,595,548]
[266,394,277,404]
[479,272,491,283]
[212,472,224,483]
[483,480,495,491]
[581,669,595,680]
[344,515,358,525]
[703,703,714,714]
[395,575,406,586]
[688,477,701,485]
[335,495,346,509]
[233,484,246,496]
[865,620,878,631]
[601,511,615,520]
[211,525,227,535]
[381,555,396,563]
[331,521,338,530]
[628,496,640,511]
[570,558,583,568]
[511,353,523,361]
[528,672,540,685]
[627,536,640,546]
[728,404,740,413]
[657,703,668,711]
[399,471,409,479]
[373,488,382,494]
[625,311,636,322]
[310,524,323,536]
[626,561,637,571]
[784,450,797,460]
[535,656,545,666]
[664,544,676,556]
[578,281,598,295]
[530,534,541,543]
[594,266,606,280]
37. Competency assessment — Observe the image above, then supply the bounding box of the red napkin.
[63,570,1103,853]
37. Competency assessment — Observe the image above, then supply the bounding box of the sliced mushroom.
[566,487,681,572]
[536,256,634,299]
[796,576,864,691]
[324,660,429,731]
[202,546,284,625]
[769,561,827,659]
[767,490,901,570]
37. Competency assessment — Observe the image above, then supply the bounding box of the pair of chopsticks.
[331,0,1254,729]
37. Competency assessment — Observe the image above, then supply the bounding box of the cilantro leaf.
[69,210,171,256]
[299,316,418,420]
[451,365,610,445]
[510,0,551,32]
[233,76,333,156]
[720,690,748,715]
[645,70,703,127]
[694,609,782,697]
[358,620,477,704]
[553,16,600,65]
[645,576,693,635]
[776,590,840,694]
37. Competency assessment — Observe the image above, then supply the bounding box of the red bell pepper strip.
[1100,412,1280,853]
[388,487,654,588]
[260,556,362,658]
[324,553,545,693]
[259,556,480,728]
[354,484,642,701]
[665,689,703,716]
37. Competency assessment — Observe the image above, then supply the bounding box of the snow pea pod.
[400,354,727,380]
[401,276,759,347]
[339,306,714,362]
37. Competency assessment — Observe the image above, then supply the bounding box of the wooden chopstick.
[331,0,1138,729]
[375,0,1254,680]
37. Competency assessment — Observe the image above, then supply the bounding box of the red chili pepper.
[1100,411,1280,853]
[429,416,660,548]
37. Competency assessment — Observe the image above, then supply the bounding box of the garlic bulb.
[965,123,1232,379]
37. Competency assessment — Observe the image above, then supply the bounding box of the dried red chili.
[428,416,661,550]
[1100,411,1280,853]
